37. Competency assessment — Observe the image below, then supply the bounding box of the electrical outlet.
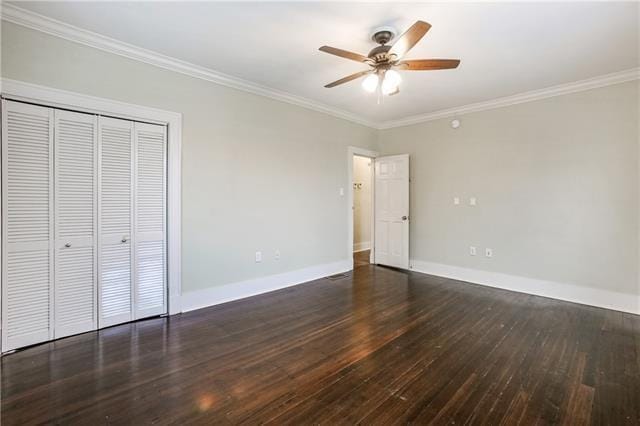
[454,197,460,205]
[470,246,477,256]
[485,248,493,258]
[275,249,281,261]
[255,251,262,263]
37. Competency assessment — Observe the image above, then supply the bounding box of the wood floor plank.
[1,261,638,425]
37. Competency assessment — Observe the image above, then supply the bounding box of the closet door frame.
[0,80,182,353]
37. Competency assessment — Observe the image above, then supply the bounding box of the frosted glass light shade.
[381,70,401,95]
[361,74,379,93]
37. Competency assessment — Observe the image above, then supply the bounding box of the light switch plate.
[255,251,262,263]
[469,197,477,206]
[454,197,460,205]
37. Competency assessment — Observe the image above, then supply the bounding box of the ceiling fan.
[319,21,460,97]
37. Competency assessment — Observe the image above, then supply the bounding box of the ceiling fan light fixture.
[362,74,379,93]
[319,20,460,99]
[381,70,402,95]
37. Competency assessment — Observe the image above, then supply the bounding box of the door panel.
[54,245,95,337]
[374,154,409,268]
[54,109,97,339]
[134,122,166,319]
[98,117,133,328]
[2,101,54,351]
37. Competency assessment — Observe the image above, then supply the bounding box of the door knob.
[402,216,408,221]
[64,243,71,248]
[121,237,128,243]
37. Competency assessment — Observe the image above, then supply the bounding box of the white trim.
[1,78,183,316]
[347,146,378,269]
[379,68,640,129]
[181,260,351,312]
[637,76,640,318]
[3,4,639,131]
[353,242,371,253]
[0,3,375,129]
[410,260,639,315]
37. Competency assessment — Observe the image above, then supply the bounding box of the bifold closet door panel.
[1,100,54,351]
[134,122,167,319]
[53,109,98,339]
[98,117,133,328]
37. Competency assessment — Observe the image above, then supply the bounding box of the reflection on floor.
[2,257,639,424]
[353,249,370,267]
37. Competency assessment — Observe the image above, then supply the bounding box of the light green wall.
[3,21,638,302]
[1,22,378,292]
[378,81,639,297]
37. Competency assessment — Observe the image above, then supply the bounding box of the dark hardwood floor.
[2,260,639,425]
[354,249,370,267]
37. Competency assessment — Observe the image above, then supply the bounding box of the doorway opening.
[347,146,379,270]
[353,155,373,266]
[347,147,410,271]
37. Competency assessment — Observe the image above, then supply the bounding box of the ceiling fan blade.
[319,46,370,63]
[388,20,431,60]
[396,59,460,71]
[324,70,372,88]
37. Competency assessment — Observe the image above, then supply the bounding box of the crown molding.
[3,3,638,132]
[0,3,377,129]
[378,67,640,129]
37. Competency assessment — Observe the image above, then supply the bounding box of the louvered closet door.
[98,117,133,328]
[53,109,98,339]
[1,101,54,351]
[134,122,167,319]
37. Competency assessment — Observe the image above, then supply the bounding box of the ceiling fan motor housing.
[369,26,397,62]
[368,45,392,63]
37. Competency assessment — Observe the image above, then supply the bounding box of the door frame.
[347,146,378,270]
[0,79,183,353]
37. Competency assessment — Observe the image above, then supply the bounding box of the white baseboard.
[353,242,371,252]
[410,260,639,315]
[181,259,352,313]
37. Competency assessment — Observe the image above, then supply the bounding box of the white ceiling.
[8,1,640,123]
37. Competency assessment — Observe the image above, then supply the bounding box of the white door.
[53,109,98,339]
[133,122,167,319]
[98,117,134,328]
[374,154,409,269]
[1,102,169,352]
[1,100,54,351]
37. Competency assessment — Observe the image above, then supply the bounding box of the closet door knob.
[64,243,72,248]
[121,237,128,243]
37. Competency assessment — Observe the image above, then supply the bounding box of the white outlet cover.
[454,197,460,205]
[469,197,477,206]
[275,250,280,260]
[255,251,262,262]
